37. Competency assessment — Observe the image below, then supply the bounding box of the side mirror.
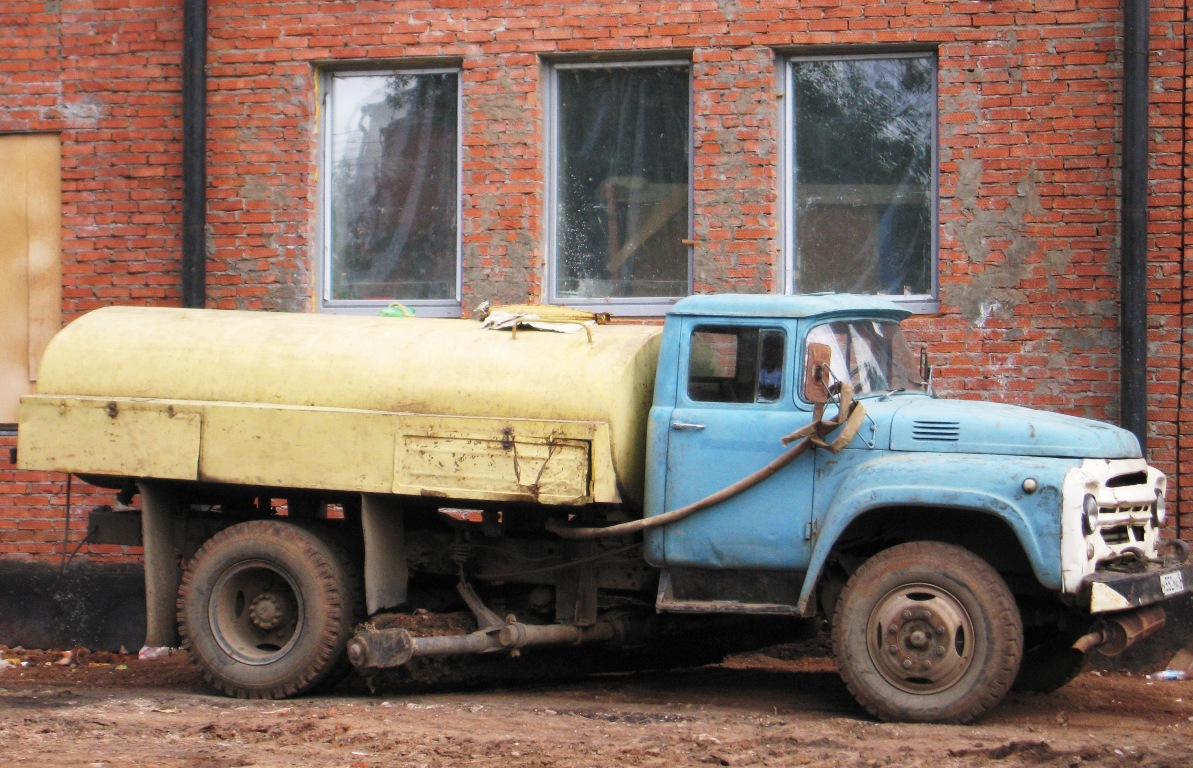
[804,342,832,404]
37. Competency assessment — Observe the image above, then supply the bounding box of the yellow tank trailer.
[19,306,662,507]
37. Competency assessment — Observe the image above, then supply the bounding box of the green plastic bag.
[379,303,416,318]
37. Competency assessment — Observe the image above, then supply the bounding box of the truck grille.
[1061,458,1166,596]
[1099,524,1148,546]
[1081,465,1163,566]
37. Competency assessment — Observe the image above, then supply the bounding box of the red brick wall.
[0,434,133,562]
[1,0,1190,560]
[1177,0,1193,543]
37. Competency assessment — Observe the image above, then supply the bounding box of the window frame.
[780,50,940,314]
[683,324,789,407]
[318,66,463,317]
[544,59,694,316]
[798,317,926,405]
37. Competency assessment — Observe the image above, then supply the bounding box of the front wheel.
[832,542,1023,723]
[178,520,360,698]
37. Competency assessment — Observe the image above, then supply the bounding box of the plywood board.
[0,134,61,424]
[0,136,32,424]
[25,134,62,382]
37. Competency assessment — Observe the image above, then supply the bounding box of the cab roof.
[668,293,912,320]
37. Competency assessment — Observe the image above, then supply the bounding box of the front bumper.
[1083,562,1193,613]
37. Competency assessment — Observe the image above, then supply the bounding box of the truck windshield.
[805,320,925,397]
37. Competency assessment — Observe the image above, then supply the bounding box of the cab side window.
[687,326,786,404]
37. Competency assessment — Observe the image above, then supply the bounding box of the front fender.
[796,452,1078,614]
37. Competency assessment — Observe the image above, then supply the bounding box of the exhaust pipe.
[1072,605,1166,656]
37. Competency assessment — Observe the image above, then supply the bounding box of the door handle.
[671,421,705,431]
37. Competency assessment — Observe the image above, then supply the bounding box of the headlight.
[1153,492,1166,526]
[1083,494,1100,534]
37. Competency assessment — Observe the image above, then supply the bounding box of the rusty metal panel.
[20,392,619,506]
[395,417,598,505]
[17,395,200,480]
[199,404,398,492]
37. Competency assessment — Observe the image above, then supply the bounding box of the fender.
[795,452,1078,614]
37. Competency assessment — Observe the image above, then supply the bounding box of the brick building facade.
[1,0,1191,578]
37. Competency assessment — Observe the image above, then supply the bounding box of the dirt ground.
[2,645,1192,768]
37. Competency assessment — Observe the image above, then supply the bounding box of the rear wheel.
[832,541,1022,723]
[178,520,360,698]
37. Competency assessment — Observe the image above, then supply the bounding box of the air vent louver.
[911,420,961,442]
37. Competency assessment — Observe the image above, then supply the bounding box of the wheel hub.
[209,560,304,665]
[249,591,287,631]
[869,585,975,694]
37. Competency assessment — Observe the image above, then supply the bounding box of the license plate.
[1160,571,1185,596]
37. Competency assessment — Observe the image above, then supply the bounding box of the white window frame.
[780,51,939,313]
[545,59,694,316]
[318,66,463,317]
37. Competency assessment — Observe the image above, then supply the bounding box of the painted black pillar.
[1120,0,1149,452]
[181,0,207,309]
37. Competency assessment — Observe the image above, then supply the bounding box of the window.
[804,320,924,397]
[0,134,61,425]
[549,62,691,311]
[321,69,460,314]
[687,326,786,404]
[785,53,937,308]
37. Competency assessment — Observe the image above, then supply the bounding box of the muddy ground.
[1,645,1192,768]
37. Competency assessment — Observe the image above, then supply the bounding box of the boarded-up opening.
[0,134,62,425]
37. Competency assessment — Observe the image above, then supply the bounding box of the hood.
[886,397,1141,459]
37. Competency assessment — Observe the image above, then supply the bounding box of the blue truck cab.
[643,293,1191,722]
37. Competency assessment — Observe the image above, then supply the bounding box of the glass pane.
[805,320,925,396]
[688,326,785,404]
[791,57,934,297]
[756,329,786,402]
[328,72,458,301]
[555,65,689,300]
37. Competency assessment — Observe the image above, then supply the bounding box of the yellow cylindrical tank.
[35,307,663,505]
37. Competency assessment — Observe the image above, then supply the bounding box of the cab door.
[659,320,818,571]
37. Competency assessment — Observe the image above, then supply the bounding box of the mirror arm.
[920,344,935,397]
